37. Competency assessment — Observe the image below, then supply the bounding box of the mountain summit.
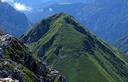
[21,13,128,82]
[27,1,128,43]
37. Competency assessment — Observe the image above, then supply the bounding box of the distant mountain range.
[16,0,95,8]
[25,0,128,43]
[1,0,127,43]
[21,13,128,82]
[0,2,30,36]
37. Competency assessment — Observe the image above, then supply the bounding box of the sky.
[0,0,96,12]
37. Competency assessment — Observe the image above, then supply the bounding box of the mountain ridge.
[25,1,128,43]
[21,13,128,82]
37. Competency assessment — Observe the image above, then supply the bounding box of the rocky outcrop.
[0,34,66,82]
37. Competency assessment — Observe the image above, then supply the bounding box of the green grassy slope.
[21,13,128,82]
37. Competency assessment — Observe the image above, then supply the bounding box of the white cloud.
[49,8,53,12]
[1,0,32,12]
[1,0,14,3]
[14,2,32,12]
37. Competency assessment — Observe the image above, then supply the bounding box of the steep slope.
[116,34,128,55]
[0,32,65,82]
[0,1,30,36]
[26,0,128,43]
[21,13,128,82]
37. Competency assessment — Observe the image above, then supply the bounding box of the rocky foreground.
[0,33,66,82]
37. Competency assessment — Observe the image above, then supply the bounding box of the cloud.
[14,2,32,12]
[49,8,53,12]
[1,0,32,12]
[1,0,14,3]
